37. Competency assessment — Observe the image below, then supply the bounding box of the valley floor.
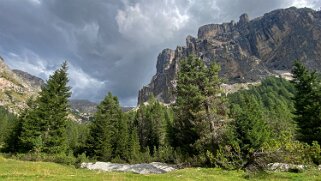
[1,156,321,181]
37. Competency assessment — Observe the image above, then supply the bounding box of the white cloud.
[68,63,106,99]
[4,49,106,102]
[115,1,189,45]
[290,0,319,8]
[28,0,41,5]
[1,0,321,106]
[5,49,54,80]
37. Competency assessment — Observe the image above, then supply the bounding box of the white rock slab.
[81,162,176,174]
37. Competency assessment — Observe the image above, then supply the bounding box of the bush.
[306,141,321,165]
[8,152,77,165]
[154,146,175,163]
[110,155,127,164]
[52,153,76,165]
[75,153,89,168]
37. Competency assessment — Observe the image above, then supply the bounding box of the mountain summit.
[138,7,321,104]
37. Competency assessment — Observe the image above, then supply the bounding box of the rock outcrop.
[267,163,306,172]
[12,69,45,90]
[0,57,42,112]
[81,161,176,174]
[138,7,321,104]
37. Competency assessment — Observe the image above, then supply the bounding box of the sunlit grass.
[0,155,321,181]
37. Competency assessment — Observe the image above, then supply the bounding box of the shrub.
[75,153,90,168]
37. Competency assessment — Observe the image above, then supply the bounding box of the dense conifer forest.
[1,57,321,171]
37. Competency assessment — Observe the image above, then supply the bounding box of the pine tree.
[172,55,227,155]
[86,92,128,161]
[128,127,141,162]
[135,97,169,155]
[292,61,321,144]
[216,95,271,169]
[0,107,19,152]
[18,61,71,154]
[233,95,270,156]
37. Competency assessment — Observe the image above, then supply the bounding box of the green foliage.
[8,152,76,165]
[66,120,89,155]
[173,55,227,157]
[135,97,172,155]
[127,127,141,163]
[292,61,321,145]
[4,155,321,181]
[306,141,321,165]
[229,76,296,137]
[86,92,128,161]
[0,106,18,149]
[215,77,298,170]
[75,153,89,168]
[215,95,272,170]
[15,62,71,154]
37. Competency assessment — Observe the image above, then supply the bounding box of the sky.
[0,0,320,106]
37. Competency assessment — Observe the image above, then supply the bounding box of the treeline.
[1,57,321,170]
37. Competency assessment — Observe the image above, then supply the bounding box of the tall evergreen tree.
[86,92,128,161]
[172,55,227,155]
[216,94,271,169]
[292,61,321,144]
[135,97,170,155]
[18,61,71,154]
[228,76,296,138]
[0,106,18,151]
[127,126,141,162]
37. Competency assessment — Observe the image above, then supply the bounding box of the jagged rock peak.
[239,13,250,24]
[197,22,235,39]
[138,7,321,105]
[156,49,175,74]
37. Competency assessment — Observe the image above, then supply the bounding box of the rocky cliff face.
[12,69,45,89]
[0,57,41,112]
[138,7,321,104]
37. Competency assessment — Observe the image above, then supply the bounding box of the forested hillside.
[1,56,321,175]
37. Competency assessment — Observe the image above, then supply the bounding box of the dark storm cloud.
[0,0,319,106]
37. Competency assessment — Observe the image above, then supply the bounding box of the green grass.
[0,156,321,181]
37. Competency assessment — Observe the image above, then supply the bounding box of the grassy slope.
[1,156,321,181]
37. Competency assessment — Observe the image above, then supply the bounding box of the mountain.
[69,99,97,122]
[69,99,97,114]
[138,7,321,105]
[12,69,45,89]
[69,99,134,123]
[0,56,42,112]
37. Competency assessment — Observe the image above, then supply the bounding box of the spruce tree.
[86,92,128,161]
[216,95,271,169]
[233,95,270,156]
[128,127,141,162]
[18,62,71,154]
[292,61,321,144]
[135,97,169,155]
[172,55,227,155]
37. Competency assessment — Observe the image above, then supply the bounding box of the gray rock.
[267,163,306,172]
[12,69,45,89]
[81,162,176,174]
[138,7,321,105]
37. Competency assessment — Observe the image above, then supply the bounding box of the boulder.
[81,162,176,174]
